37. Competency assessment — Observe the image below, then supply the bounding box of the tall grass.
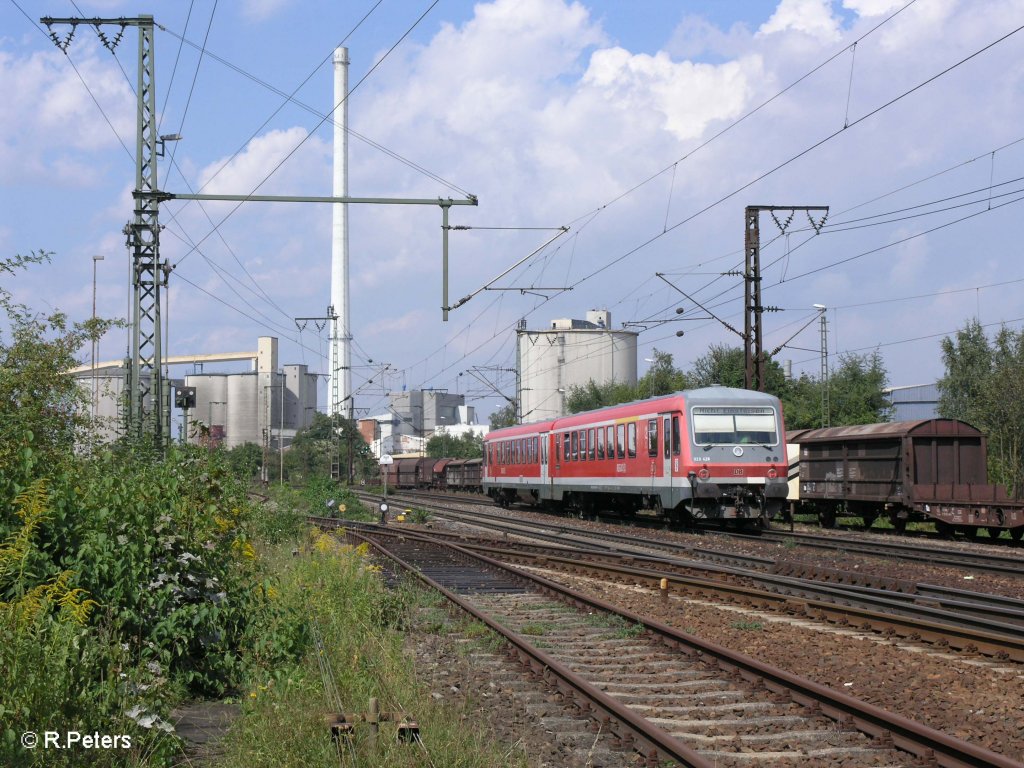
[214,530,528,768]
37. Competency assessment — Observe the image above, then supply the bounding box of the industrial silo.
[517,309,638,421]
[226,373,260,449]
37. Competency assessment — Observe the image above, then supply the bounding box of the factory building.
[884,383,940,421]
[517,309,638,421]
[185,337,318,450]
[360,390,484,457]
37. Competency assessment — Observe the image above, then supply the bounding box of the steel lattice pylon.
[43,14,168,446]
[127,17,168,445]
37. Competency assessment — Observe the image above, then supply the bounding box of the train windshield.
[691,406,778,446]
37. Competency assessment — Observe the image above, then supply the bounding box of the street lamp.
[813,304,828,428]
[91,254,104,425]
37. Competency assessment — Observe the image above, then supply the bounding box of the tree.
[637,349,690,398]
[281,413,377,484]
[489,402,518,429]
[0,251,117,501]
[425,430,483,458]
[828,351,892,425]
[938,321,1024,493]
[223,442,263,481]
[565,379,640,413]
[937,319,990,425]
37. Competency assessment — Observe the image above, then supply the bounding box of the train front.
[681,388,789,526]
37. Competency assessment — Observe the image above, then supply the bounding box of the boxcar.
[793,419,1024,538]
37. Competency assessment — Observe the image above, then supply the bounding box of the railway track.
[319,519,1018,767]
[347,492,1024,662]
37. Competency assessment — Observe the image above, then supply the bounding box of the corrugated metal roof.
[791,418,983,442]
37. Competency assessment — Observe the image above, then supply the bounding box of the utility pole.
[743,205,828,391]
[816,305,830,427]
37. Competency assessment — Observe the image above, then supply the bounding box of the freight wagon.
[792,419,1024,539]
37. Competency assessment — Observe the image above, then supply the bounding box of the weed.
[731,620,764,631]
[520,622,550,636]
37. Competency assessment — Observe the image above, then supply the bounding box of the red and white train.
[482,386,789,526]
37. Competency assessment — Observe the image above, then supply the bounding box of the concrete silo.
[517,309,637,422]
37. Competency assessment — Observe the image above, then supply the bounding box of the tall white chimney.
[329,47,352,419]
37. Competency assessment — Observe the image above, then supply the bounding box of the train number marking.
[616,463,627,473]
[732,468,745,476]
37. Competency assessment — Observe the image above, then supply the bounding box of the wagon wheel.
[935,520,954,539]
[861,512,878,530]
[818,507,837,529]
[987,527,1004,541]
[960,525,978,540]
[1011,527,1023,542]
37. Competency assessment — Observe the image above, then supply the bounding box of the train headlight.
[697,467,710,480]
[767,467,778,479]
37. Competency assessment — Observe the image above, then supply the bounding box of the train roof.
[486,386,780,440]
[791,418,984,442]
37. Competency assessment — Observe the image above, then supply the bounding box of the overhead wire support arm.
[446,226,570,314]
[146,191,478,321]
[655,272,744,339]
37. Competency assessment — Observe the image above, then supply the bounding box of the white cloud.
[240,0,293,23]
[581,48,762,141]
[843,0,904,15]
[0,45,134,183]
[758,0,841,41]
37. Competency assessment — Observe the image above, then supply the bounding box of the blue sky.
[3,0,1024,423]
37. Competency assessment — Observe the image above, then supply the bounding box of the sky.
[3,0,1024,426]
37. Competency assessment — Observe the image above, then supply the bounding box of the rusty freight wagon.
[792,419,1024,540]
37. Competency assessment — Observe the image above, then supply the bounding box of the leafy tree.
[425,430,483,458]
[279,412,377,484]
[0,251,118,500]
[937,319,991,425]
[489,401,518,429]
[938,321,1024,493]
[565,379,640,413]
[224,442,263,480]
[828,351,892,425]
[637,348,691,398]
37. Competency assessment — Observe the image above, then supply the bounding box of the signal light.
[767,467,778,479]
[697,467,710,480]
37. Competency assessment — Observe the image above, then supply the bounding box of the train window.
[627,422,637,458]
[571,431,578,460]
[692,406,778,446]
[663,417,670,458]
[532,436,538,463]
[672,415,681,455]
[616,424,625,459]
[563,433,570,461]
[588,428,596,460]
[554,436,560,463]
[597,428,605,460]
[579,430,587,461]
[647,420,658,457]
[607,426,615,457]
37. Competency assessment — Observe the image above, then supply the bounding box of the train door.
[661,413,673,496]
[539,431,549,494]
